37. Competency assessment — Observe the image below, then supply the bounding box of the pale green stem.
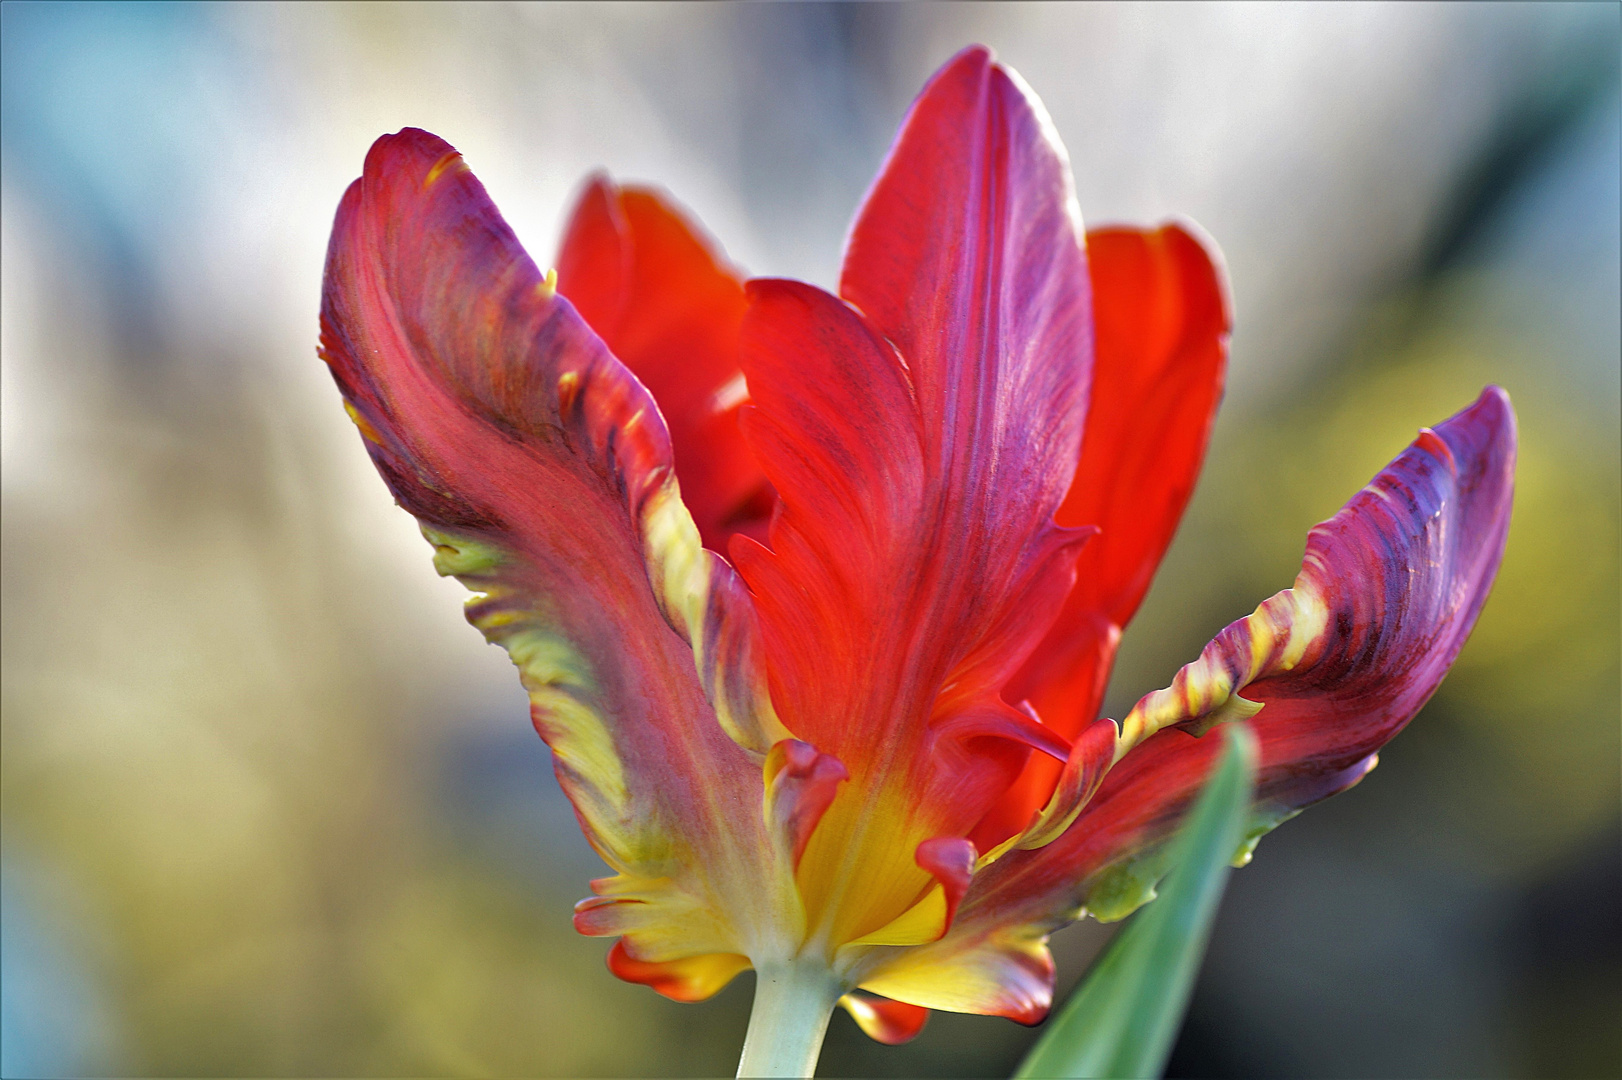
[735,959,844,1079]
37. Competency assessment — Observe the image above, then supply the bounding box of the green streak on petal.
[418,524,630,825]
[1083,796,1301,925]
[1081,853,1166,926]
[1230,803,1301,868]
[422,525,503,577]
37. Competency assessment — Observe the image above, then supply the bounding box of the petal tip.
[839,992,931,1045]
[605,941,750,1003]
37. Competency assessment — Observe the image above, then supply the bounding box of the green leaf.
[1014,723,1258,1080]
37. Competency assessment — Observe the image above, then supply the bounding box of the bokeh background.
[3,3,1618,1076]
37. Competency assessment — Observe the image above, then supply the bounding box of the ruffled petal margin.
[838,992,931,1045]
[319,130,794,997]
[605,942,751,1004]
[853,387,1515,1021]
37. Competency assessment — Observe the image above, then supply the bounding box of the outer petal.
[857,388,1516,1020]
[555,179,771,549]
[604,941,751,1004]
[977,224,1230,849]
[837,992,931,1045]
[731,46,1093,949]
[319,130,792,990]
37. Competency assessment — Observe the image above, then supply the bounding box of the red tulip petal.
[605,940,751,1004]
[855,388,1515,1020]
[857,921,1054,1026]
[555,177,771,549]
[838,992,931,1045]
[732,46,1093,949]
[320,130,789,994]
[931,698,1077,763]
[978,224,1230,850]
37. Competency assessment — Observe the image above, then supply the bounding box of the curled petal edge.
[844,387,1516,1022]
[764,739,849,870]
[606,941,752,1004]
[838,992,931,1045]
[321,129,806,999]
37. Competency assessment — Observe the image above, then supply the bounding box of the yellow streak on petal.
[1248,612,1277,678]
[342,399,383,445]
[504,627,628,816]
[999,719,1123,858]
[837,993,886,1040]
[640,482,792,755]
[420,526,631,827]
[555,370,581,416]
[538,267,559,300]
[974,831,1025,872]
[642,483,708,643]
[423,150,467,188]
[1116,582,1334,760]
[1280,583,1328,669]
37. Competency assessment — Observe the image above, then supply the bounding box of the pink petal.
[320,129,786,996]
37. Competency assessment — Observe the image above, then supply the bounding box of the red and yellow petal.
[837,992,931,1045]
[320,130,791,992]
[979,223,1230,851]
[857,918,1054,1026]
[732,45,1094,953]
[606,942,751,1004]
[853,387,1515,1021]
[555,178,771,549]
[1118,385,1515,759]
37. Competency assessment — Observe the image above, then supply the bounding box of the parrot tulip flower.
[319,46,1515,1076]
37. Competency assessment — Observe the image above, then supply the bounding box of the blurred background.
[2,2,1617,1076]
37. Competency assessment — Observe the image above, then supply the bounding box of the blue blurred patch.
[0,2,262,360]
[1,856,118,1077]
[433,721,611,897]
